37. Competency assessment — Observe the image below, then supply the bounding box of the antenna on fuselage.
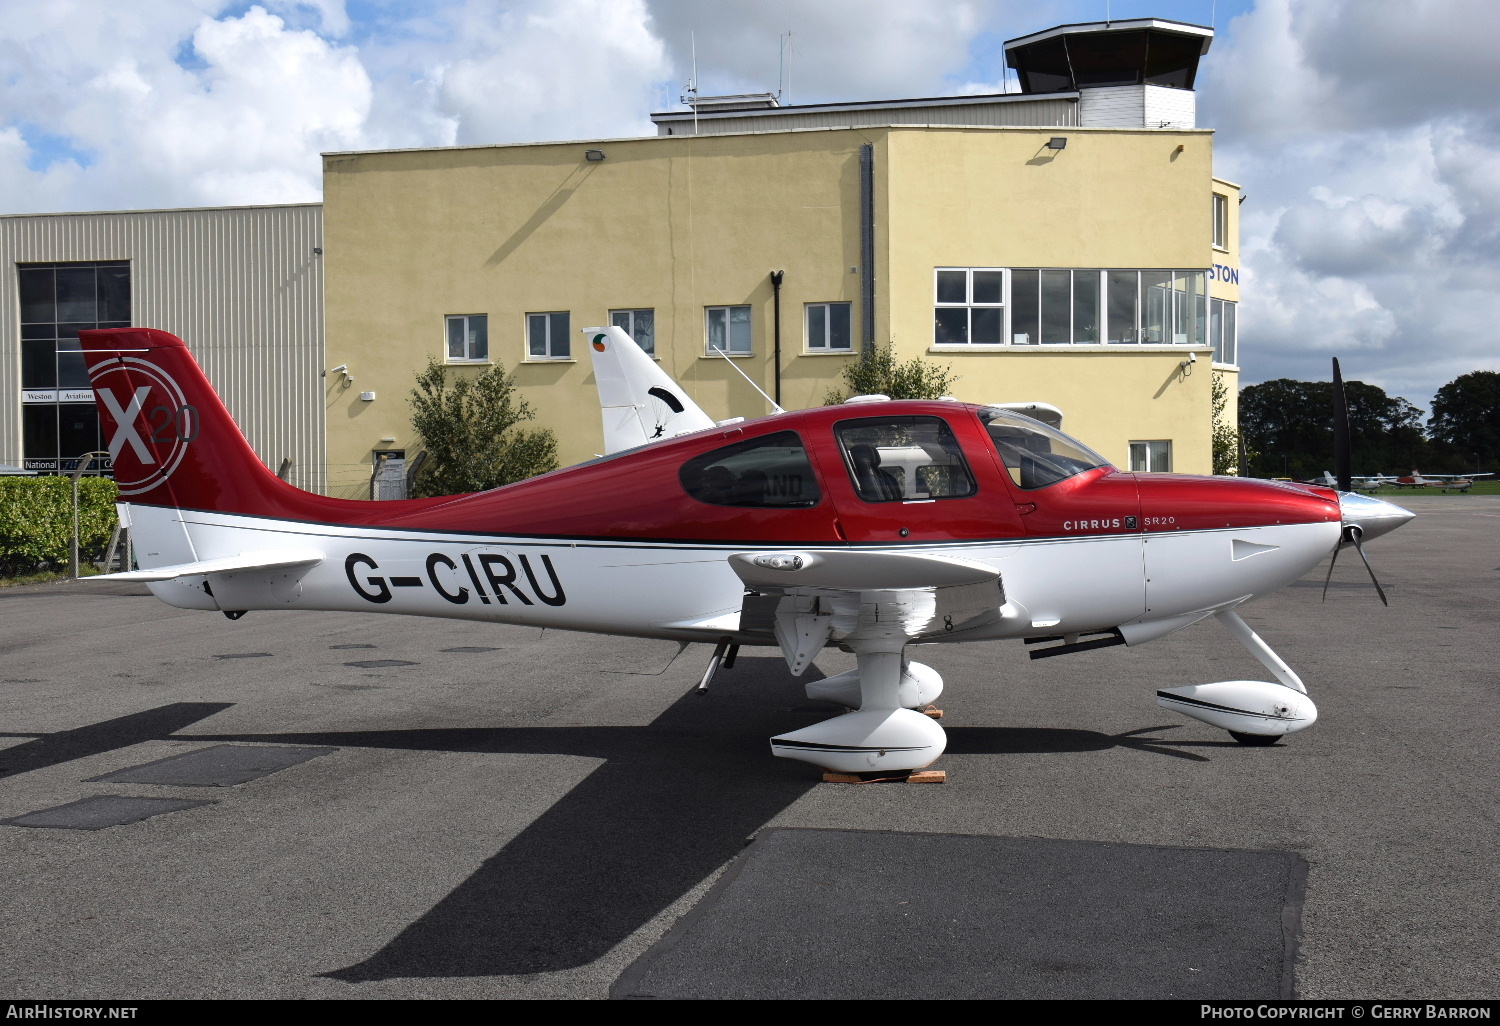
[711,345,785,415]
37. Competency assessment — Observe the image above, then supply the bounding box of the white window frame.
[1129,440,1173,473]
[610,308,655,356]
[526,311,571,361]
[805,302,853,352]
[445,314,488,363]
[1211,298,1238,366]
[933,267,1006,346]
[928,268,1213,349]
[1213,193,1229,250]
[705,305,752,356]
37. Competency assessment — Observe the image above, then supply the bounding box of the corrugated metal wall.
[656,98,1078,135]
[1143,86,1196,130]
[0,204,326,492]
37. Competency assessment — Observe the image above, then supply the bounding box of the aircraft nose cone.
[1339,491,1415,542]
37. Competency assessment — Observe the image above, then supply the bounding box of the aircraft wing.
[90,548,325,582]
[729,550,1006,675]
[583,325,715,454]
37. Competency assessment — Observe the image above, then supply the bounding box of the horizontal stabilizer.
[89,548,325,582]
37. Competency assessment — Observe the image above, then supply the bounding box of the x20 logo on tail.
[92,358,199,496]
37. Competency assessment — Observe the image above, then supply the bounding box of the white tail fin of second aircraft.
[584,326,715,454]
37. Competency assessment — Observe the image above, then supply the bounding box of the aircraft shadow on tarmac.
[1,659,1233,979]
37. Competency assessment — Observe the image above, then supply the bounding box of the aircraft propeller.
[1323,357,1391,606]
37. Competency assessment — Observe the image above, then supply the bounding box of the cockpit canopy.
[978,408,1112,489]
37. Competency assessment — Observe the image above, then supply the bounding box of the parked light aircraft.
[1304,469,1491,492]
[81,326,1414,773]
[1392,470,1492,491]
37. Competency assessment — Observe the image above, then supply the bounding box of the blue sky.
[1,0,1495,413]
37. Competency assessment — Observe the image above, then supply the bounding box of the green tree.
[408,359,559,497]
[822,344,959,405]
[1428,371,1500,474]
[1240,377,1428,478]
[1210,371,1246,475]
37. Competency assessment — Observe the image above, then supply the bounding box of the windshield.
[977,408,1112,490]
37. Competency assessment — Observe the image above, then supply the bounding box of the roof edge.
[1,201,322,220]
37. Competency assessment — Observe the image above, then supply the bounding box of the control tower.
[1004,18,1213,129]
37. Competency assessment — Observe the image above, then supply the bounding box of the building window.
[527,311,571,360]
[610,308,655,355]
[1106,270,1206,346]
[806,302,852,351]
[933,268,1004,345]
[446,314,488,362]
[1213,193,1229,250]
[1010,269,1101,345]
[934,267,1210,348]
[18,260,130,473]
[706,305,751,355]
[1130,440,1173,473]
[1211,298,1237,365]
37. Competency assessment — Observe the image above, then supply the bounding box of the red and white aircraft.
[1390,470,1493,491]
[81,326,1414,774]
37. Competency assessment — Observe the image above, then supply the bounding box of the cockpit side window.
[834,415,977,503]
[978,408,1112,490]
[679,430,821,508]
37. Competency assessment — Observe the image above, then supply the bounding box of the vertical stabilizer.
[583,326,714,453]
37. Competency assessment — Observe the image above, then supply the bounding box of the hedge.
[0,476,120,576]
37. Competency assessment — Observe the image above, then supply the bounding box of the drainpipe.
[859,143,875,358]
[770,270,785,406]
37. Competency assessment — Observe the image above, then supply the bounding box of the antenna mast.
[679,32,700,135]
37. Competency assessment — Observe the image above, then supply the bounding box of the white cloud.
[432,0,669,145]
[643,0,1002,103]
[0,2,371,210]
[1202,0,1500,410]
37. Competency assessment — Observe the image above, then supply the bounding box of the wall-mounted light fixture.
[359,391,376,402]
[584,149,606,162]
[1047,137,1068,150]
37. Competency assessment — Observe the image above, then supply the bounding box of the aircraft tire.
[1228,730,1281,747]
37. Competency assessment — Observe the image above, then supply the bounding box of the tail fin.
[82,327,291,513]
[583,326,714,454]
[80,327,448,522]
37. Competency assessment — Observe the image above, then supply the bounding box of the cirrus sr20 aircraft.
[81,326,1414,776]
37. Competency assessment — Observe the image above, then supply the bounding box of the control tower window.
[1013,36,1072,94]
[1143,31,1204,89]
[1065,30,1148,87]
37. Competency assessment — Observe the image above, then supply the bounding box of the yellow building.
[321,18,1241,498]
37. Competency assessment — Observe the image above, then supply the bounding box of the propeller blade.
[1321,532,1342,602]
[1333,357,1352,492]
[1349,530,1390,607]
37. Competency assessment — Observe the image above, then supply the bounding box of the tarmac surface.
[0,495,1495,999]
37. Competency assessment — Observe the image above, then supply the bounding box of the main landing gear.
[770,639,948,775]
